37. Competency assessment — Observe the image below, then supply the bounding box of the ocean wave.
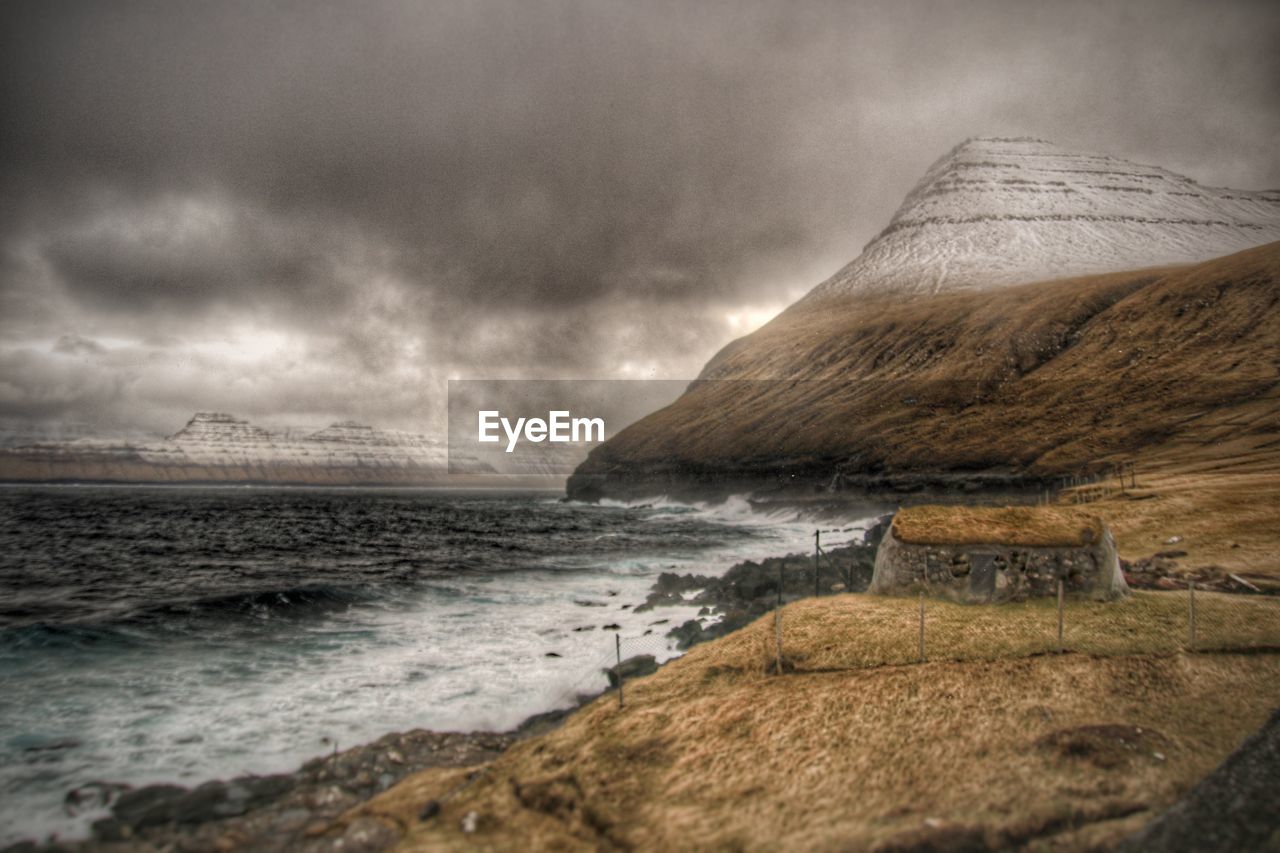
[138,584,376,622]
[0,620,144,653]
[0,584,382,645]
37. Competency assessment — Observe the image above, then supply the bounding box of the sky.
[2,0,1278,438]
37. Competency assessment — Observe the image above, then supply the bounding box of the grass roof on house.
[891,505,1105,547]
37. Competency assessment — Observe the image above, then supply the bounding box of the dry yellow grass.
[665,591,1280,670]
[319,594,1280,851]
[1076,419,1280,580]
[891,504,1104,547]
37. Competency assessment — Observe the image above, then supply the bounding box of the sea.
[0,485,873,845]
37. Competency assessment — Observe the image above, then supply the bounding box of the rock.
[90,817,132,842]
[110,783,188,827]
[342,816,400,850]
[515,707,575,738]
[419,800,441,821]
[863,515,893,548]
[271,808,312,833]
[65,781,130,816]
[461,810,479,833]
[214,831,249,851]
[634,591,684,612]
[1165,535,1183,545]
[1121,709,1280,851]
[2,842,39,853]
[653,572,706,594]
[667,620,704,650]
[66,728,520,851]
[1154,549,1188,559]
[604,654,658,688]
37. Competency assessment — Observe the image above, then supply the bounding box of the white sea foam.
[0,495,878,846]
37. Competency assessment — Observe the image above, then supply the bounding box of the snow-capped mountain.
[149,413,455,469]
[0,412,593,483]
[804,137,1280,300]
[0,413,505,485]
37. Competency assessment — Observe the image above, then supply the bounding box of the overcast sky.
[2,0,1278,437]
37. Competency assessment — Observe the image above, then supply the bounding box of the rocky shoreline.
[5,520,889,853]
[15,512,1261,852]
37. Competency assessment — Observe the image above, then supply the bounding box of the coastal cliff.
[568,138,1280,502]
[569,241,1280,499]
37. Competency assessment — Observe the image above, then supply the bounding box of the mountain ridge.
[801,137,1280,300]
[0,412,495,486]
[568,241,1280,500]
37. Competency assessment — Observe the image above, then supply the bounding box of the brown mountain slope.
[568,242,1280,500]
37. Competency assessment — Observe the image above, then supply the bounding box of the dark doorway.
[969,553,996,600]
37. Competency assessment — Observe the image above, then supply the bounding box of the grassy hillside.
[569,242,1280,498]
[318,593,1280,850]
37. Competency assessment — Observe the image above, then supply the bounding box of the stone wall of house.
[869,524,1128,603]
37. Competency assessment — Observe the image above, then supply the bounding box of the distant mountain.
[802,137,1280,301]
[0,413,506,486]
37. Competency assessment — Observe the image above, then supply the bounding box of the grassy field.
[1078,422,1280,582]
[320,593,1280,850]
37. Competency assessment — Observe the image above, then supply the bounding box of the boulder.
[604,654,658,688]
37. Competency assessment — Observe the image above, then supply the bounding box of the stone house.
[869,505,1129,603]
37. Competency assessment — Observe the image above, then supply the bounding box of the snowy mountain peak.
[170,412,274,443]
[804,137,1280,300]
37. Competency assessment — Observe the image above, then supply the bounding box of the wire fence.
[556,585,1280,713]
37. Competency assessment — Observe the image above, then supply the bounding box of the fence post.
[615,634,624,708]
[918,592,926,663]
[814,529,821,597]
[1057,579,1065,653]
[774,559,785,674]
[1188,581,1197,652]
[774,610,784,674]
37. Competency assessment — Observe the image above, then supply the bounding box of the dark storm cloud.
[1,0,1278,433]
[1,0,837,310]
[41,197,342,313]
